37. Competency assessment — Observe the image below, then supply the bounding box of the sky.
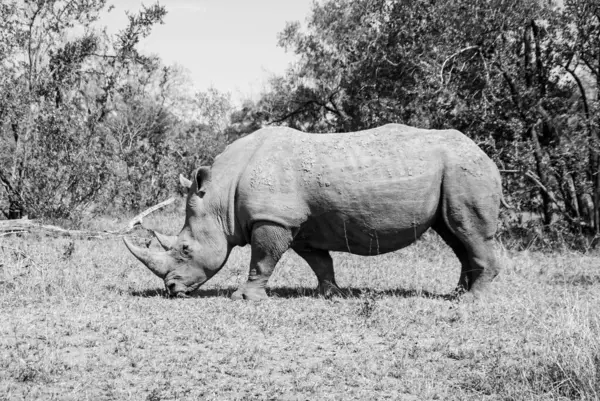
[100,0,314,101]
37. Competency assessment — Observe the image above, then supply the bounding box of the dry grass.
[1,212,600,400]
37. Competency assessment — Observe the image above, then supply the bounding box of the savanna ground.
[1,212,600,401]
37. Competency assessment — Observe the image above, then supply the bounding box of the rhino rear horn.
[123,237,172,278]
[153,230,177,251]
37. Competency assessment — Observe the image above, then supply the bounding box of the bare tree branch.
[440,46,480,85]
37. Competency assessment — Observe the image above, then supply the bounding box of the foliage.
[0,0,164,219]
[0,1,233,220]
[2,0,599,247]
[102,68,230,209]
[240,0,600,244]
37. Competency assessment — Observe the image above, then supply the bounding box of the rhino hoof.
[460,292,476,303]
[318,282,345,299]
[231,290,244,300]
[231,287,268,301]
[459,288,490,303]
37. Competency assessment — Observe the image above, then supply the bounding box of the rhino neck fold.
[206,133,268,246]
[202,177,242,246]
[185,206,232,273]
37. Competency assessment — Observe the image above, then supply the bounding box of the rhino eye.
[181,244,190,255]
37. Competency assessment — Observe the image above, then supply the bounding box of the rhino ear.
[194,166,211,196]
[179,174,192,190]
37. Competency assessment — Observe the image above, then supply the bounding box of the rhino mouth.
[166,287,192,298]
[165,281,203,298]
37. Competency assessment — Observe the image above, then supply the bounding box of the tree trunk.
[0,170,26,219]
[8,200,23,219]
[592,141,600,234]
[562,172,580,219]
[530,121,558,224]
[563,60,598,233]
[579,193,595,228]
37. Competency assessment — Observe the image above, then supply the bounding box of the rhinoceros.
[124,123,502,300]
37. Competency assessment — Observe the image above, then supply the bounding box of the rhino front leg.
[294,248,343,298]
[231,222,292,301]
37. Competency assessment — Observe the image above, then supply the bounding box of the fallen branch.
[0,197,176,238]
[123,197,175,232]
[0,230,27,237]
[0,218,115,238]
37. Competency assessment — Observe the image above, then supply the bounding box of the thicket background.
[0,0,598,248]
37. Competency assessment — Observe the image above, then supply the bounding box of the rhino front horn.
[153,231,177,251]
[123,237,171,278]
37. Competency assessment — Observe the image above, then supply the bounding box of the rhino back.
[230,124,496,253]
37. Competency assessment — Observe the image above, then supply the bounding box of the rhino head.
[123,168,231,297]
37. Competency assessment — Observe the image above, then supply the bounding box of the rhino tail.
[500,194,514,209]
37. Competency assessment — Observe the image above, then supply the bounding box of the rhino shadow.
[128,286,456,301]
[268,287,456,301]
[128,288,230,298]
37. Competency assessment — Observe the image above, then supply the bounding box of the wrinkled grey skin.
[124,124,502,300]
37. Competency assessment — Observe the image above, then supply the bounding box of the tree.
[245,0,600,242]
[105,68,234,208]
[0,0,167,219]
[556,0,600,232]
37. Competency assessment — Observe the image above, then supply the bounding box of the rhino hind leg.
[293,248,343,298]
[231,222,292,301]
[432,222,477,294]
[434,208,501,298]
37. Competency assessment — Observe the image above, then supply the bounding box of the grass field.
[1,212,600,400]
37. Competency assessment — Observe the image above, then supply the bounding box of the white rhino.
[124,124,502,300]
